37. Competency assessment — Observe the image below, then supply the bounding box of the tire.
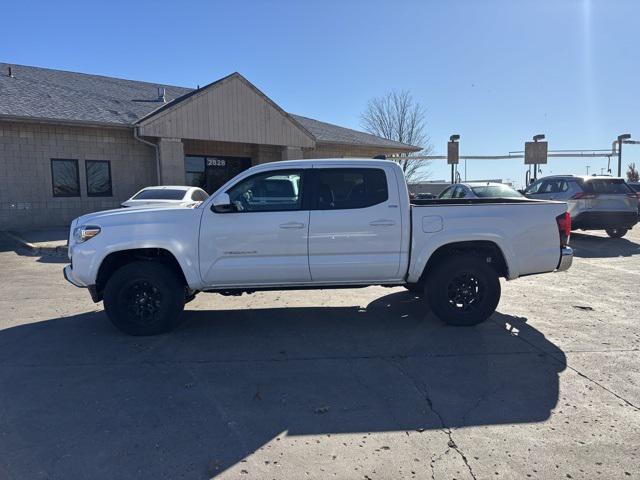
[426,254,501,326]
[605,228,628,238]
[404,283,424,294]
[103,261,185,336]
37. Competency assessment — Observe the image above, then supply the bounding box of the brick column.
[158,138,185,185]
[281,146,303,161]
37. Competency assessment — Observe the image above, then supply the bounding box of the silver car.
[524,175,639,238]
[438,182,523,199]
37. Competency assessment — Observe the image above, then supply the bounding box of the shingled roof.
[0,63,419,152]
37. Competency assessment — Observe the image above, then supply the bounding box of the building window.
[185,156,206,189]
[86,160,113,197]
[184,155,252,194]
[51,159,80,197]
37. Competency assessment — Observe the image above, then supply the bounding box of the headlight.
[73,225,101,243]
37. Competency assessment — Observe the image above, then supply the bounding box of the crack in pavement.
[385,357,478,480]
[491,318,640,411]
[3,345,638,369]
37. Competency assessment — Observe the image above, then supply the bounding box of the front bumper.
[556,246,573,272]
[63,264,83,287]
[572,211,638,230]
[63,265,101,302]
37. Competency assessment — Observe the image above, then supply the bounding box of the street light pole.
[617,134,631,177]
[449,134,460,184]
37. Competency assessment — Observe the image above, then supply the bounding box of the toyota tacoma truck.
[64,159,573,335]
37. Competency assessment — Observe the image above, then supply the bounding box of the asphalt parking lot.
[0,228,639,480]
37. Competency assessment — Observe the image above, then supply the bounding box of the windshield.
[132,189,187,200]
[471,185,522,198]
[583,179,633,194]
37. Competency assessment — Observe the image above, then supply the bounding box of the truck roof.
[250,158,400,170]
[538,174,625,181]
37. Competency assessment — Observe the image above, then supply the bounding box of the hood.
[74,204,201,227]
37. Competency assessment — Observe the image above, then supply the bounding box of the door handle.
[369,219,396,227]
[279,222,305,229]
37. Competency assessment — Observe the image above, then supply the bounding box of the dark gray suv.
[524,175,639,238]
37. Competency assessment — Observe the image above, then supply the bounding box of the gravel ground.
[0,227,638,480]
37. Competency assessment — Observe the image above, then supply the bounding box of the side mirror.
[210,193,235,213]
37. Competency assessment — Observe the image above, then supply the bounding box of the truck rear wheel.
[605,228,628,238]
[103,261,185,336]
[426,255,501,326]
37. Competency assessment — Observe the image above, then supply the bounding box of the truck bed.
[406,198,566,282]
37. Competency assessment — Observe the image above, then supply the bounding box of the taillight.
[571,192,596,199]
[556,212,571,247]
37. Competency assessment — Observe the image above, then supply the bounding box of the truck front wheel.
[426,255,501,326]
[103,261,185,336]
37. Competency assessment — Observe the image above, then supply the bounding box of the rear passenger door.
[308,166,403,282]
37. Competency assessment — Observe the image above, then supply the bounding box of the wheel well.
[419,241,509,283]
[95,248,187,300]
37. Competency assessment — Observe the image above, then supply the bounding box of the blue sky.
[2,0,638,186]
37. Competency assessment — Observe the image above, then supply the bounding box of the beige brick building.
[0,64,418,229]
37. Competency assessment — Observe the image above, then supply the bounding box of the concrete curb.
[1,231,68,256]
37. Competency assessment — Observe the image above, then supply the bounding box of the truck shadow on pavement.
[0,291,566,479]
[571,231,640,258]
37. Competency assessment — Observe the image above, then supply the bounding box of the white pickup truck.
[64,159,573,335]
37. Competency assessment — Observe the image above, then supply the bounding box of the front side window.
[227,170,303,212]
[86,160,112,197]
[438,187,453,199]
[51,159,80,197]
[316,168,388,210]
[525,180,543,194]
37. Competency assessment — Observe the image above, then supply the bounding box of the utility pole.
[617,134,631,177]
[448,135,460,184]
[586,165,590,175]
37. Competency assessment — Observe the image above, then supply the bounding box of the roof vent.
[157,87,166,102]
[7,66,14,78]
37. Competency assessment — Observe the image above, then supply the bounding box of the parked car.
[121,186,209,208]
[64,159,572,336]
[523,175,639,238]
[627,182,640,215]
[438,182,523,199]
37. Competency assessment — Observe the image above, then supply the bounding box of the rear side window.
[133,189,187,200]
[583,179,633,194]
[316,168,388,210]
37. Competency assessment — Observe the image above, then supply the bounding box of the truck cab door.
[199,168,311,287]
[307,166,403,282]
